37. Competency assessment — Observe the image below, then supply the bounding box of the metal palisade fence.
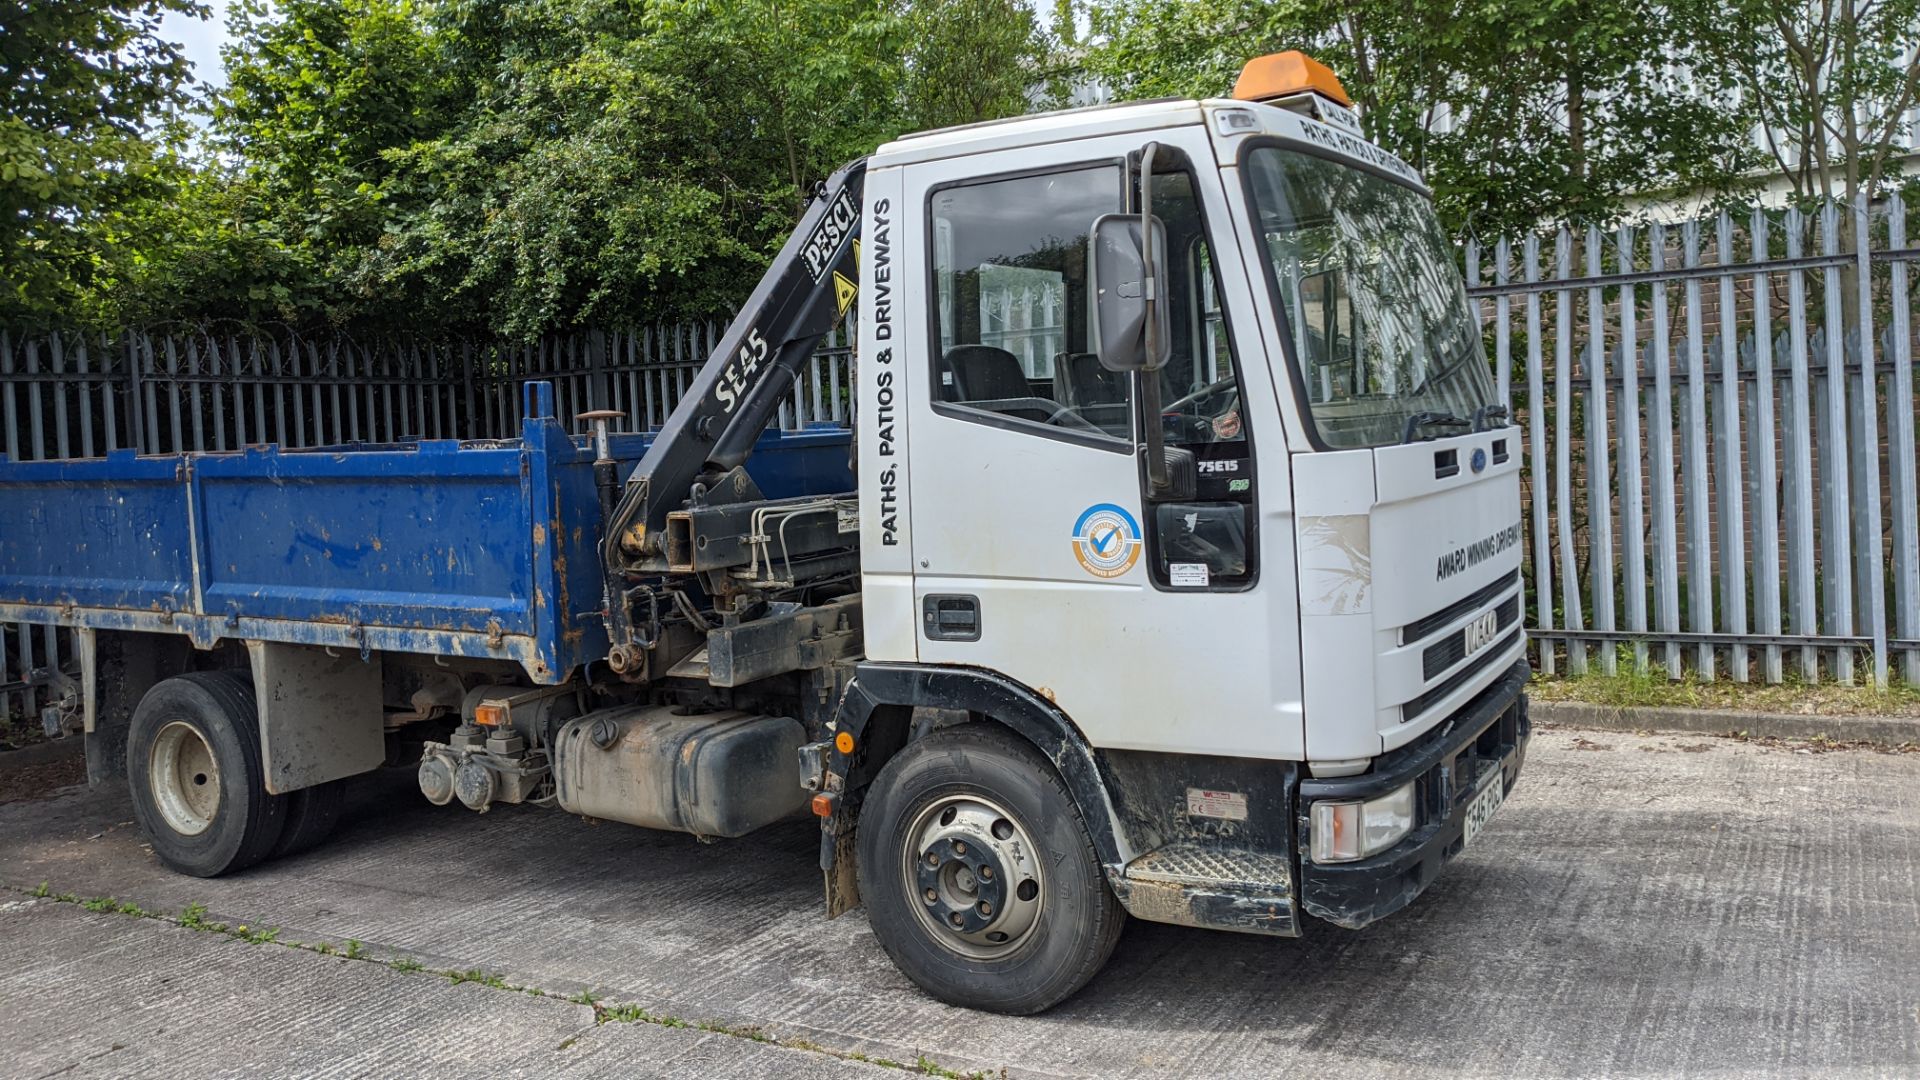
[6,195,1920,720]
[0,320,852,723]
[1466,193,1920,689]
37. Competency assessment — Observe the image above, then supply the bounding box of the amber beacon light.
[1232,51,1353,108]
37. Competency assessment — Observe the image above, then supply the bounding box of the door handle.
[923,595,981,641]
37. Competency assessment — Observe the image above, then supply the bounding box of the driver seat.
[1053,352,1127,408]
[940,345,1030,402]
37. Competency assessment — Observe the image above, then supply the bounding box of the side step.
[1109,843,1299,938]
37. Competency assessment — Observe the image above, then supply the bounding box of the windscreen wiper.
[1402,411,1471,444]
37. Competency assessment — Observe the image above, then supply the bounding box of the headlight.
[1310,782,1416,863]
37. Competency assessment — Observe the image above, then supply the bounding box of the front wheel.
[856,723,1125,1014]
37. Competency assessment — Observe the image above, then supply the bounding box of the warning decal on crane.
[832,270,858,317]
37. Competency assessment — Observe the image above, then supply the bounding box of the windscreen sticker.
[1071,503,1142,579]
[1169,562,1209,588]
[1292,117,1422,186]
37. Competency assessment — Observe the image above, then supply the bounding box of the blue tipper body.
[0,382,853,683]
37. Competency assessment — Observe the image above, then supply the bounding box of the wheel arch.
[80,629,201,786]
[825,662,1131,871]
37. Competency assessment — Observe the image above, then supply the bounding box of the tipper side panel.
[0,394,852,682]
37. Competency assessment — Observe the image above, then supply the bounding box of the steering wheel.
[1166,376,1237,413]
[1159,376,1238,442]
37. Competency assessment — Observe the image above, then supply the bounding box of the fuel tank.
[551,705,809,838]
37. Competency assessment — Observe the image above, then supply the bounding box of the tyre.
[270,779,346,859]
[856,723,1126,1014]
[127,671,287,878]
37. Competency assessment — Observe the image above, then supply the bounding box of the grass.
[11,882,1000,1079]
[1530,647,1920,716]
[177,901,216,932]
[448,968,510,990]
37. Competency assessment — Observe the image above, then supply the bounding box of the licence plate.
[1462,769,1506,847]
[1462,608,1500,657]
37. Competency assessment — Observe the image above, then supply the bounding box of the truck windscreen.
[1245,145,1494,449]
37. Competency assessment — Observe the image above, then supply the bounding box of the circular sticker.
[1071,503,1143,579]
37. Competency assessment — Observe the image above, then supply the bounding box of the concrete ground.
[3,728,1918,1079]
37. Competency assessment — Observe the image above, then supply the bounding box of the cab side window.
[1144,167,1256,589]
[930,165,1131,442]
[1188,242,1245,441]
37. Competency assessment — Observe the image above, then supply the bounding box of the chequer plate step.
[1122,843,1292,888]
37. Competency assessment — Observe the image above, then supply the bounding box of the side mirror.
[1090,213,1170,373]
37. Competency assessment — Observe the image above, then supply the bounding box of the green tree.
[204,0,462,325]
[130,0,1057,337]
[1077,0,1760,234]
[900,0,1050,132]
[361,0,911,338]
[1685,0,1920,205]
[0,0,206,325]
[1406,0,1759,232]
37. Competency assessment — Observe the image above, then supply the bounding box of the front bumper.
[1296,659,1531,929]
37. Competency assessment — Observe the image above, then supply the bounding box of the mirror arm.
[1138,142,1170,495]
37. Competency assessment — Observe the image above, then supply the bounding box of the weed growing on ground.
[914,1054,996,1078]
[13,881,996,1080]
[1531,650,1920,716]
[598,1003,649,1023]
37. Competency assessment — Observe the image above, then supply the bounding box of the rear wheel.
[856,723,1125,1014]
[270,779,346,859]
[127,671,287,878]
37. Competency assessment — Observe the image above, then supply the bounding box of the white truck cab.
[827,52,1529,1009]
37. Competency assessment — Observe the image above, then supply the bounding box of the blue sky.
[158,2,236,88]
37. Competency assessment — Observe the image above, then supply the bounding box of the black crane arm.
[598,158,865,668]
[605,157,865,569]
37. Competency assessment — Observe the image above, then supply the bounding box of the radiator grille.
[1421,594,1522,680]
[1404,627,1522,722]
[1401,568,1522,646]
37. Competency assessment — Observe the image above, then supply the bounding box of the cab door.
[902,128,1303,760]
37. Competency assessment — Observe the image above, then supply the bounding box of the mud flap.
[822,808,861,918]
[247,641,384,795]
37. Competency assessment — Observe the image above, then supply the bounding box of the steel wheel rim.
[149,721,220,836]
[901,792,1045,959]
